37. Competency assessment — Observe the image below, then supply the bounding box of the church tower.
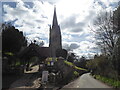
[49,6,62,57]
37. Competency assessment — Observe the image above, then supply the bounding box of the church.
[49,6,62,57]
[19,6,62,59]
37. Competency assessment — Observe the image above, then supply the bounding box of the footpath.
[9,65,41,89]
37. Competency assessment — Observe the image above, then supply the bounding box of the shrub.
[73,71,79,77]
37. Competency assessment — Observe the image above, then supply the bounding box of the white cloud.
[3,0,52,43]
[85,35,95,41]
[72,41,99,58]
[2,0,119,57]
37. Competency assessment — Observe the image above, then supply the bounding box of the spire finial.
[54,5,56,14]
[52,5,58,27]
[54,5,56,10]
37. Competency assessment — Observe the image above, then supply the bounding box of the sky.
[1,0,120,58]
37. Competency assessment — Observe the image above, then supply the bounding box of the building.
[19,6,62,59]
[49,6,62,57]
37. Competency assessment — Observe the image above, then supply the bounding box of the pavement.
[61,73,113,89]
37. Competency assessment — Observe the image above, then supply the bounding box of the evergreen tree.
[2,23,27,55]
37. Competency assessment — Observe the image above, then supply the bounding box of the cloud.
[72,40,100,58]
[60,14,86,33]
[2,0,119,58]
[3,0,53,43]
[41,0,61,4]
[70,43,79,49]
[62,41,80,51]
[62,42,69,49]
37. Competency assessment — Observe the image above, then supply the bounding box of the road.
[61,73,113,89]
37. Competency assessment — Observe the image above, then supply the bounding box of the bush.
[73,71,79,77]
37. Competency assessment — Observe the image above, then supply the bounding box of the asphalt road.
[62,73,113,89]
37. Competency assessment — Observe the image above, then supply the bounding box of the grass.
[15,61,21,66]
[64,60,87,71]
[46,57,58,61]
[4,52,14,56]
[74,66,87,71]
[64,60,74,66]
[46,58,87,71]
[94,75,120,88]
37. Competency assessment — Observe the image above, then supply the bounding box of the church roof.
[18,43,50,59]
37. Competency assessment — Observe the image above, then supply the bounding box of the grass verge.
[64,60,87,71]
[94,75,120,88]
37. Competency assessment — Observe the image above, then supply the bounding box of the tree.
[86,55,110,77]
[93,5,120,56]
[77,56,87,69]
[67,53,76,63]
[2,23,27,54]
[33,40,44,47]
[113,5,120,75]
[93,11,117,56]
[56,49,68,59]
[113,5,120,35]
[90,5,120,80]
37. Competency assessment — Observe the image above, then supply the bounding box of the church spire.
[52,5,58,27]
[50,5,62,57]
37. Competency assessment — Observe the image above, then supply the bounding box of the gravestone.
[41,71,48,84]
